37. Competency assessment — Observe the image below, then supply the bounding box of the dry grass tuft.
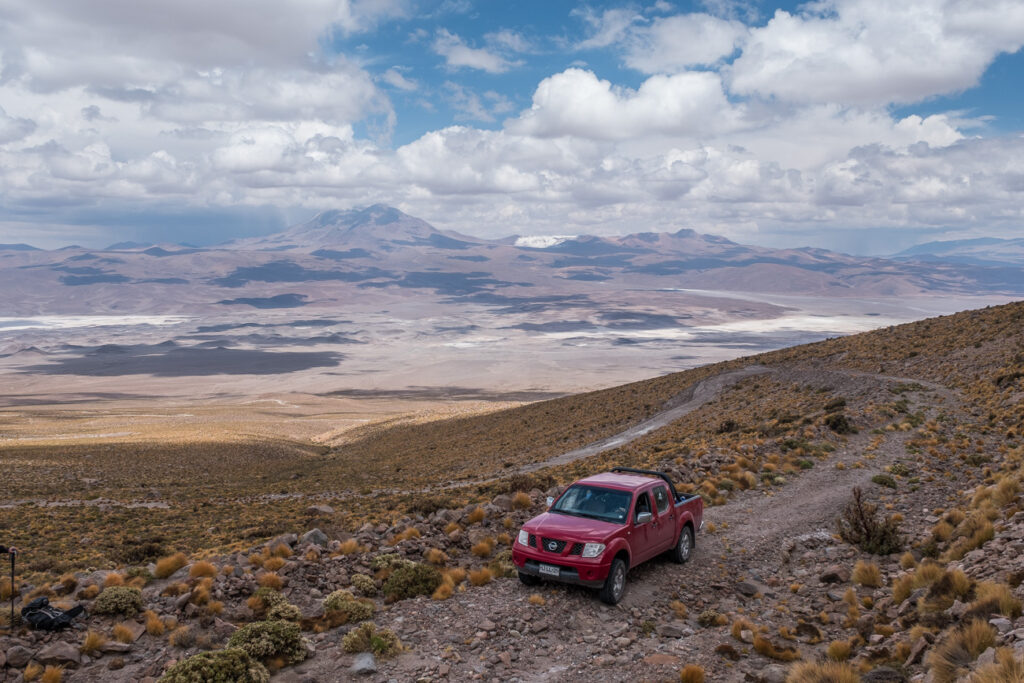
[144,609,165,636]
[271,543,293,558]
[528,593,546,606]
[969,581,1023,619]
[262,556,286,572]
[469,568,494,586]
[424,548,448,565]
[40,666,63,683]
[431,582,453,601]
[467,507,486,524]
[900,552,917,570]
[337,538,360,555]
[852,560,882,588]
[102,573,125,587]
[679,664,705,683]
[154,552,188,579]
[512,491,533,509]
[258,572,284,590]
[471,538,495,558]
[112,623,135,643]
[926,620,997,683]
[753,634,800,661]
[827,639,852,661]
[670,600,688,619]
[23,663,44,682]
[80,629,107,655]
[969,647,1024,683]
[188,560,217,578]
[786,661,861,682]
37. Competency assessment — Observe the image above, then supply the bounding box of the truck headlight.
[517,530,530,546]
[582,543,605,558]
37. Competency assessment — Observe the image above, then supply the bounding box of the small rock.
[479,619,497,631]
[300,528,329,548]
[990,618,1013,634]
[100,641,132,653]
[656,623,686,638]
[306,505,335,516]
[754,664,788,683]
[862,666,907,682]
[820,565,851,583]
[350,652,377,675]
[492,495,514,511]
[736,581,759,597]
[643,653,679,666]
[976,647,997,668]
[37,641,82,666]
[6,645,33,668]
[905,636,929,666]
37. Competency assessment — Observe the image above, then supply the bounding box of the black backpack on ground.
[20,597,84,630]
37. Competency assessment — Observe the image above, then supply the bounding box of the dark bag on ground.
[20,597,84,630]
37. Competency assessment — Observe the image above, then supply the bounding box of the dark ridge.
[218,294,309,308]
[212,261,392,287]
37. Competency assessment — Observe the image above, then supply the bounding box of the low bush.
[92,586,143,616]
[159,648,270,683]
[382,562,443,601]
[871,474,897,489]
[351,574,378,596]
[341,622,402,657]
[227,620,307,665]
[322,590,374,624]
[969,647,1024,683]
[835,487,903,555]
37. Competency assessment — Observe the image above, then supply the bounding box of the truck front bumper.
[512,547,611,588]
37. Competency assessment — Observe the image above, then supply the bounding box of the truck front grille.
[569,542,585,555]
[541,537,567,553]
[528,534,537,548]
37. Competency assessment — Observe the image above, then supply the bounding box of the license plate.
[538,563,560,577]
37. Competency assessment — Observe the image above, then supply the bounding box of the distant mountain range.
[891,237,1024,267]
[0,205,1021,316]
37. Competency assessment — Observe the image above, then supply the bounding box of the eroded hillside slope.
[1,301,1022,682]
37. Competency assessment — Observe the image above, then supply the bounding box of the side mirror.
[635,511,652,525]
[546,496,554,508]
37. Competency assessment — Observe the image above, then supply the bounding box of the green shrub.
[322,590,374,623]
[266,601,301,622]
[825,413,857,434]
[159,648,270,683]
[370,553,412,571]
[351,574,377,597]
[341,622,402,657]
[836,487,903,555]
[890,462,911,476]
[227,621,307,665]
[252,587,286,607]
[872,474,897,489]
[381,562,442,601]
[92,586,144,616]
[487,549,516,579]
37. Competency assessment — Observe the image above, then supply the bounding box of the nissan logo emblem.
[547,541,558,551]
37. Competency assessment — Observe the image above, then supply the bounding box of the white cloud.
[0,106,36,144]
[380,68,418,91]
[433,29,523,73]
[509,68,740,140]
[729,0,1024,106]
[573,7,645,50]
[624,13,747,72]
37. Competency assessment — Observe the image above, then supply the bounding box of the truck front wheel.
[672,525,694,564]
[518,571,541,586]
[599,557,628,604]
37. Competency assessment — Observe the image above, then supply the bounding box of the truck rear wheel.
[672,525,694,564]
[518,571,541,586]
[599,557,627,605]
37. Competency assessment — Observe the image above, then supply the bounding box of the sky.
[0,0,1022,253]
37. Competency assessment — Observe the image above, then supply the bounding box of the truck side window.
[634,492,651,521]
[653,486,669,515]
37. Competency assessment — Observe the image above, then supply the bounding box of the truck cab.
[512,468,703,604]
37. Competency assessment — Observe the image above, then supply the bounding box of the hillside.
[1,300,1023,681]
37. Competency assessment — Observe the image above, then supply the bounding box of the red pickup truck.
[512,467,703,604]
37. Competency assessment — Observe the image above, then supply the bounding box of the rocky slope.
[1,301,1023,682]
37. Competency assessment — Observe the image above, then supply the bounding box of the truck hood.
[524,512,623,542]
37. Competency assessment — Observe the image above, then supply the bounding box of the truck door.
[631,490,655,562]
[651,484,677,552]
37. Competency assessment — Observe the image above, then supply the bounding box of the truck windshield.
[551,485,632,524]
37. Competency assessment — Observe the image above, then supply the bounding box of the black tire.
[599,557,628,605]
[672,525,694,564]
[518,571,541,586]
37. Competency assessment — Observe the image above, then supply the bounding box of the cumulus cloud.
[433,29,523,73]
[729,0,1024,106]
[509,68,741,140]
[624,13,747,72]
[573,7,645,50]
